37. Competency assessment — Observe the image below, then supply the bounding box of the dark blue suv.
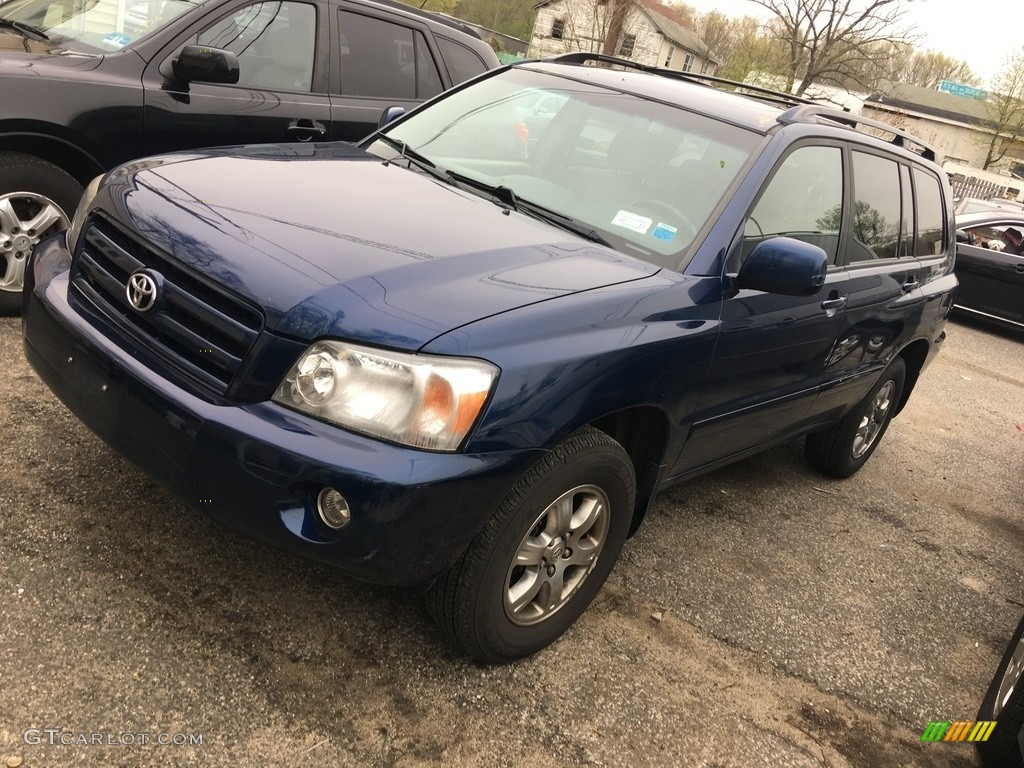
[23,54,957,662]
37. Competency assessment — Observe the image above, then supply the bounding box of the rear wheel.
[806,356,905,478]
[427,427,635,662]
[0,152,81,316]
[977,614,1024,767]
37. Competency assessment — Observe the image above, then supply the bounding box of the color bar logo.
[920,720,997,742]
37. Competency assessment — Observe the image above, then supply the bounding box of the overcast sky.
[681,0,1024,88]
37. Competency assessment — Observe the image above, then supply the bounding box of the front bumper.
[23,235,538,586]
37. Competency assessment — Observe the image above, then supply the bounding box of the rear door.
[142,0,333,154]
[327,5,446,142]
[811,151,933,420]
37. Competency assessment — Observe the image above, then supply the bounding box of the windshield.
[0,0,202,52]
[367,67,761,268]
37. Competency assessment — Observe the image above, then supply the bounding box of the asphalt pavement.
[1,314,1021,767]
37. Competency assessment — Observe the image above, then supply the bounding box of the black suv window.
[198,1,317,92]
[339,11,443,99]
[436,37,488,84]
[744,145,843,263]
[848,150,902,262]
[914,168,945,256]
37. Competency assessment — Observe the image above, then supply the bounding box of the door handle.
[820,295,847,316]
[901,277,920,293]
[1015,264,1024,274]
[287,120,326,141]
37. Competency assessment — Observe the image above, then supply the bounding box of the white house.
[528,0,718,75]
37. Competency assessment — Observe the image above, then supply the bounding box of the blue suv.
[23,54,957,661]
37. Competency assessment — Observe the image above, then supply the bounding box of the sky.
[680,0,1024,88]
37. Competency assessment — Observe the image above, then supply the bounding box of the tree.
[884,45,980,89]
[402,0,459,14]
[982,51,1024,170]
[749,0,914,96]
[670,4,786,83]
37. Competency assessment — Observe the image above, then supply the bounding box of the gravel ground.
[0,314,1021,768]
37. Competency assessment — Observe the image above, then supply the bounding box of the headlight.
[65,174,103,252]
[273,341,498,451]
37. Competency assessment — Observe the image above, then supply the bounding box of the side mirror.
[955,229,969,243]
[172,45,239,84]
[737,237,828,296]
[377,106,407,130]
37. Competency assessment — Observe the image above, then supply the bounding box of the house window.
[664,45,674,67]
[683,52,694,72]
[551,18,564,39]
[619,33,636,57]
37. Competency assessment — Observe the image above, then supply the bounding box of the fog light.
[316,487,351,529]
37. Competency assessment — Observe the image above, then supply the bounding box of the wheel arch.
[589,405,671,536]
[0,132,106,186]
[895,338,930,415]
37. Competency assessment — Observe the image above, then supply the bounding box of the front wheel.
[977,613,1024,767]
[805,356,906,478]
[0,152,81,316]
[427,427,636,663]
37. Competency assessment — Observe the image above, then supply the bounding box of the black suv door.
[327,5,446,141]
[141,0,332,155]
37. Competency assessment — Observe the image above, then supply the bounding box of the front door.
[673,143,849,474]
[142,0,332,155]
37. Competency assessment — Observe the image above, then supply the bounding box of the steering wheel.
[629,199,697,243]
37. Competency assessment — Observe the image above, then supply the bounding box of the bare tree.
[750,0,914,96]
[882,45,981,89]
[982,51,1024,170]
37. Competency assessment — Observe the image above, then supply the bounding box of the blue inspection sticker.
[652,223,677,241]
[103,33,132,48]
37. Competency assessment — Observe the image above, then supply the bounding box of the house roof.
[866,80,993,129]
[532,0,719,64]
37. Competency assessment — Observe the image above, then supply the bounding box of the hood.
[100,143,660,349]
[0,28,103,67]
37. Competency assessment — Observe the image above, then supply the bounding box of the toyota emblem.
[126,271,159,313]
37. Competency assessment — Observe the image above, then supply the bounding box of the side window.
[848,151,902,262]
[339,12,442,99]
[914,168,945,256]
[743,145,843,264]
[198,1,316,92]
[436,37,488,84]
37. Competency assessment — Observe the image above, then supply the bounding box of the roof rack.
[545,52,820,110]
[777,104,938,162]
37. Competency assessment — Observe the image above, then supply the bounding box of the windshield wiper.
[377,135,455,186]
[377,136,611,247]
[446,170,613,246]
[0,18,49,41]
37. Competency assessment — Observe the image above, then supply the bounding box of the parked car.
[955,196,1024,216]
[977,613,1024,767]
[23,53,957,662]
[0,0,498,314]
[954,210,1024,328]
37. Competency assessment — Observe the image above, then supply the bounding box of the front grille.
[69,215,264,395]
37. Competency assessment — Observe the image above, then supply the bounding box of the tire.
[0,152,82,316]
[427,426,636,663]
[805,356,906,479]
[977,614,1024,767]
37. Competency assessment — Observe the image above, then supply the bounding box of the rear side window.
[339,11,443,99]
[436,37,488,84]
[848,151,902,261]
[744,145,844,264]
[914,169,945,256]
